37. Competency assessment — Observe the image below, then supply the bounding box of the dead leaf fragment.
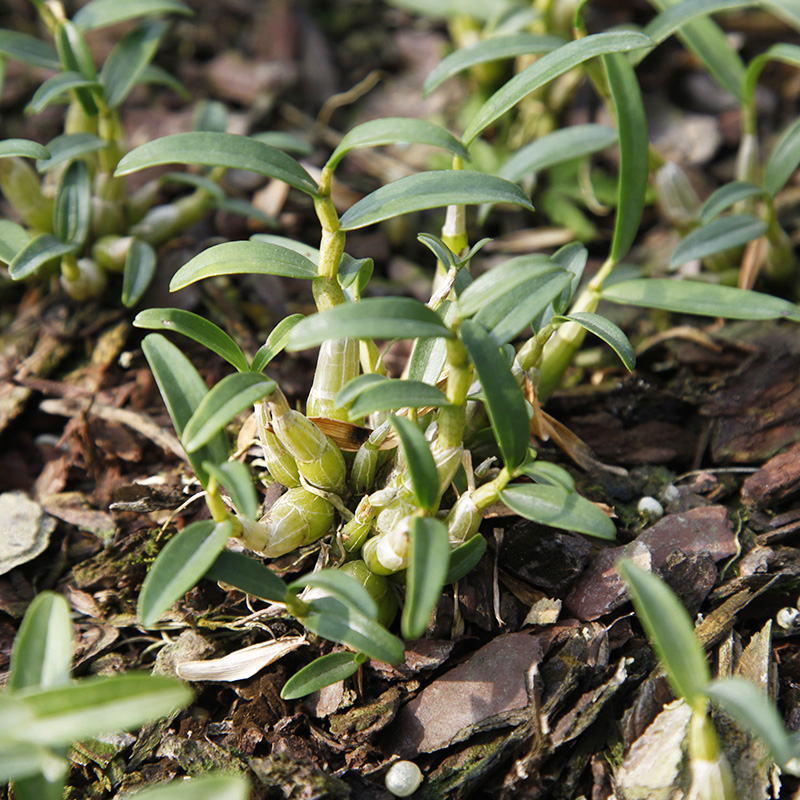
[177,637,306,682]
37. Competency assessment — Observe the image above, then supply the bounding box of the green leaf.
[549,241,589,317]
[335,374,388,408]
[498,124,618,183]
[500,483,617,539]
[387,0,518,21]
[0,220,31,264]
[280,652,361,700]
[670,214,768,267]
[100,20,168,108]
[287,297,454,350]
[37,133,106,172]
[289,569,379,620]
[744,43,800,105]
[115,132,319,196]
[0,738,64,785]
[54,21,98,116]
[760,0,800,30]
[134,308,249,372]
[126,775,249,800]
[0,139,50,160]
[764,117,800,197]
[518,458,576,491]
[17,673,192,746]
[141,333,230,487]
[463,31,653,145]
[9,593,73,692]
[252,314,305,372]
[643,0,755,51]
[8,234,77,280]
[603,51,649,265]
[348,380,451,419]
[618,559,710,710]
[698,180,765,223]
[406,299,458,386]
[170,241,318,291]
[121,238,157,308]
[554,311,636,371]
[460,319,530,469]
[389,415,440,511]
[53,159,92,246]
[423,32,565,95]
[0,30,60,69]
[182,372,276,453]
[706,677,797,770]
[339,170,534,231]
[643,0,745,100]
[301,596,405,664]
[602,278,800,322]
[402,517,450,639]
[139,63,189,99]
[27,71,100,114]
[204,460,259,520]
[204,550,288,603]
[445,534,487,583]
[138,519,233,627]
[327,118,469,171]
[73,0,193,30]
[251,131,315,156]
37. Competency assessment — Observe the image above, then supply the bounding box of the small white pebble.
[385,760,423,797]
[777,607,800,630]
[661,484,680,504]
[637,496,664,519]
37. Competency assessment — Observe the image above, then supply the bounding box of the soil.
[2,1,800,798]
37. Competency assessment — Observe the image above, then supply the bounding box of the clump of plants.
[0,0,276,305]
[117,3,800,701]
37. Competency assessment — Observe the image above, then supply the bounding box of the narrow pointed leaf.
[327,118,468,171]
[37,133,106,172]
[0,220,31,264]
[602,278,800,321]
[54,159,92,246]
[706,677,796,770]
[406,299,458,386]
[252,314,305,372]
[27,72,100,113]
[128,775,249,800]
[389,415,439,511]
[761,0,800,30]
[644,0,755,50]
[764,117,800,197]
[501,483,617,539]
[0,739,64,785]
[402,517,450,639]
[0,30,60,69]
[8,234,77,280]
[463,32,653,145]
[54,21,98,115]
[554,312,635,371]
[519,459,576,491]
[445,534,488,583]
[670,214,768,266]
[0,139,50,160]
[698,181,764,223]
[302,596,405,662]
[289,569,378,620]
[281,652,361,700]
[618,559,710,709]
[460,319,529,469]
[182,372,276,453]
[100,20,168,108]
[141,333,230,487]
[287,297,454,349]
[335,374,388,407]
[423,32,565,95]
[339,170,534,230]
[498,124,618,183]
[204,550,288,603]
[138,519,233,627]
[73,0,193,30]
[744,44,800,105]
[9,593,73,691]
[203,460,259,520]
[115,132,319,196]
[348,380,450,418]
[134,308,249,372]
[122,238,157,307]
[603,51,649,264]
[170,241,317,290]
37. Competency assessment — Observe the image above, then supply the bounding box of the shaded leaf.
[0,30,60,69]
[73,0,193,30]
[670,214,768,266]
[138,519,233,627]
[27,72,100,114]
[0,220,31,264]
[335,373,388,408]
[252,314,305,373]
[348,380,450,419]
[644,0,755,50]
[289,569,379,620]
[698,180,764,223]
[128,776,249,800]
[764,117,800,197]
[37,133,106,172]
[122,238,157,308]
[0,139,50,160]
[280,652,361,700]
[402,517,450,639]
[518,459,576,491]
[204,551,288,603]
[204,460,259,520]
[53,159,92,246]
[554,311,635,371]
[389,415,440,511]
[744,43,800,104]
[500,483,616,539]
[445,534,488,584]
[8,234,77,280]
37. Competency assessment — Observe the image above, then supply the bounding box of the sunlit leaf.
[348,380,450,418]
[126,775,249,800]
[204,551,288,603]
[463,31,652,145]
[618,559,710,710]
[138,519,233,627]
[252,314,305,373]
[121,238,157,307]
[460,319,530,469]
[500,483,616,539]
[670,214,768,266]
[553,311,635,371]
[0,139,50,160]
[402,517,450,639]
[644,0,755,51]
[280,652,361,700]
[388,415,439,511]
[289,569,379,620]
[73,0,193,30]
